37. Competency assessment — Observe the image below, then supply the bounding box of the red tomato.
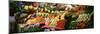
[56,20,65,30]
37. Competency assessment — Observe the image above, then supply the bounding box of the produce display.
[9,1,94,33]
